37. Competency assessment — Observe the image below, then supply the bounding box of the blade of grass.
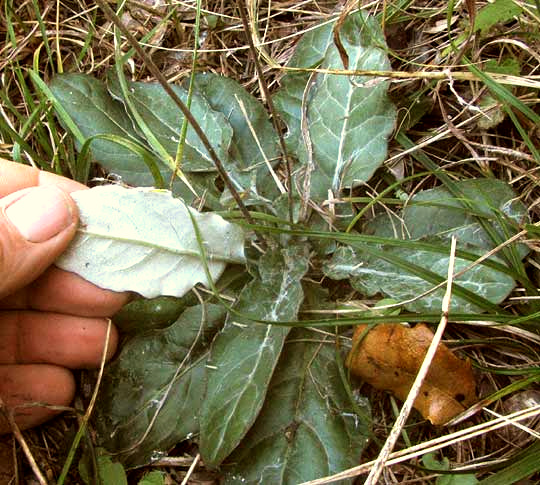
[479,440,540,484]
[77,134,165,187]
[57,321,113,484]
[76,8,96,66]
[28,70,85,144]
[171,0,202,188]
[29,0,53,65]
[4,0,17,48]
[237,222,523,282]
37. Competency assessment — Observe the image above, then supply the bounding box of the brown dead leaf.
[346,323,477,425]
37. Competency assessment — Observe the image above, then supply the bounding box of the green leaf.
[307,16,396,197]
[474,0,523,36]
[484,58,521,76]
[108,76,233,172]
[273,12,396,200]
[78,452,128,485]
[55,185,246,298]
[199,245,310,467]
[365,178,529,258]
[423,453,479,485]
[438,474,480,485]
[273,73,309,161]
[95,304,226,468]
[138,471,165,485]
[190,72,282,206]
[113,295,196,333]
[223,328,371,484]
[49,73,217,205]
[324,242,515,313]
[327,178,528,312]
[49,73,159,185]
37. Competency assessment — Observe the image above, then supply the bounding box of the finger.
[0,159,85,196]
[0,186,79,298]
[0,311,118,368]
[0,364,75,433]
[0,267,131,317]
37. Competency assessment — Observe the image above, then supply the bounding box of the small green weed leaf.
[423,453,479,485]
[95,304,226,468]
[200,245,310,468]
[223,328,371,484]
[56,185,245,298]
[484,58,521,76]
[137,471,165,485]
[438,474,480,485]
[477,96,506,130]
[108,76,232,172]
[274,12,396,200]
[474,0,523,36]
[365,178,529,257]
[78,452,128,485]
[324,242,515,313]
[137,470,166,485]
[190,73,281,206]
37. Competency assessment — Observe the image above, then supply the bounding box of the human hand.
[0,159,129,433]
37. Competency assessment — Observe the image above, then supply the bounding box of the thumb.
[0,185,78,298]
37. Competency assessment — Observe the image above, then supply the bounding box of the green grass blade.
[78,134,165,187]
[173,0,202,186]
[479,440,540,484]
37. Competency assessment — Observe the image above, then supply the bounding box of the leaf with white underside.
[55,185,245,298]
[199,245,310,468]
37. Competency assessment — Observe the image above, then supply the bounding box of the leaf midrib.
[77,228,244,264]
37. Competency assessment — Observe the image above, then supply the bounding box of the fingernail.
[5,186,73,243]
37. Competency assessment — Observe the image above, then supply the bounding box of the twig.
[0,396,48,485]
[281,66,540,89]
[364,236,458,485]
[180,453,201,485]
[300,404,540,484]
[57,319,113,484]
[234,94,286,194]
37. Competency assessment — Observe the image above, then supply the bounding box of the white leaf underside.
[56,185,245,298]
